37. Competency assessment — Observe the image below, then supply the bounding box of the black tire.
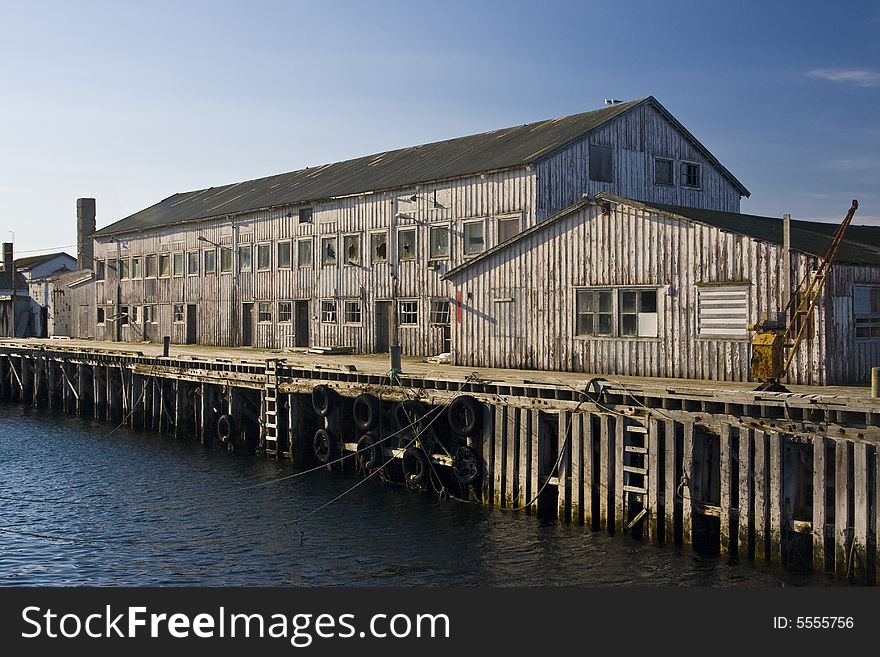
[353,393,380,432]
[311,385,335,417]
[217,414,235,443]
[401,447,429,488]
[356,434,382,471]
[452,445,482,485]
[395,399,428,433]
[313,428,335,464]
[448,395,482,435]
[395,429,416,450]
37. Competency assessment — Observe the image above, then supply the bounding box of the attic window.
[681,162,702,189]
[299,207,313,223]
[654,157,674,186]
[589,144,614,183]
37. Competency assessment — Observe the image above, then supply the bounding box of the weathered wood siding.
[449,201,835,384]
[825,264,880,384]
[535,103,742,220]
[92,167,536,355]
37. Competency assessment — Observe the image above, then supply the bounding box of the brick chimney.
[77,197,96,270]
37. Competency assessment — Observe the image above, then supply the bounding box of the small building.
[18,252,78,337]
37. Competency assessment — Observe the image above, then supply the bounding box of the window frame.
[462,219,486,257]
[203,248,216,275]
[429,298,451,325]
[131,256,142,279]
[278,301,293,323]
[574,286,661,339]
[277,240,292,269]
[343,298,362,325]
[238,244,252,273]
[853,285,880,340]
[429,223,450,260]
[399,299,419,326]
[497,215,520,244]
[119,258,130,280]
[654,156,675,186]
[370,231,388,264]
[681,160,702,189]
[158,253,171,278]
[343,234,361,266]
[96,307,106,325]
[144,254,156,278]
[257,301,272,323]
[219,247,233,274]
[618,288,659,338]
[297,237,314,268]
[320,299,338,323]
[95,260,106,281]
[172,252,185,278]
[589,143,614,183]
[173,303,185,324]
[298,207,313,223]
[187,250,200,276]
[256,242,271,271]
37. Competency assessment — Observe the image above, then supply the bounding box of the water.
[0,405,830,586]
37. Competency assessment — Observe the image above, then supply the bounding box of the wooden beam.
[557,410,571,522]
[570,412,583,524]
[739,428,753,559]
[507,404,518,510]
[754,430,768,561]
[853,442,869,582]
[664,419,677,544]
[834,439,851,577]
[769,431,783,564]
[719,422,733,554]
[813,436,828,574]
[614,416,624,533]
[599,414,611,531]
[681,419,694,545]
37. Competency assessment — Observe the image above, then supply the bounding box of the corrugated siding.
[451,203,830,384]
[535,103,742,220]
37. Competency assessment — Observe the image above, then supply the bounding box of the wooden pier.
[1,338,878,583]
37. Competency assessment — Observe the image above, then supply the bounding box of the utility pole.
[389,194,402,380]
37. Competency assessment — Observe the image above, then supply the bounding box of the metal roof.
[444,194,879,279]
[13,252,75,270]
[94,97,748,237]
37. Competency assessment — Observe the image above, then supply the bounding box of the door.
[241,303,254,347]
[294,301,309,348]
[77,304,90,338]
[442,324,451,354]
[374,301,390,352]
[186,304,197,344]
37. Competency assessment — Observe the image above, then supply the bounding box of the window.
[854,286,880,338]
[398,228,416,261]
[203,249,216,274]
[130,257,142,279]
[277,241,292,269]
[97,307,105,324]
[258,301,272,323]
[143,305,154,323]
[130,305,139,323]
[257,243,271,271]
[95,260,106,280]
[172,252,185,277]
[697,285,749,338]
[681,161,702,188]
[321,299,337,323]
[344,299,362,324]
[655,157,674,185]
[120,306,129,325]
[589,144,614,183]
[429,298,450,324]
[427,224,449,259]
[187,251,199,276]
[119,258,130,279]
[299,207,313,223]
[220,247,233,273]
[575,289,613,336]
[158,253,171,277]
[497,216,520,243]
[370,232,387,264]
[619,289,658,337]
[297,238,313,268]
[463,220,486,256]
[278,301,292,323]
[173,303,185,323]
[343,235,360,265]
[399,300,418,325]
[238,244,252,272]
[144,255,156,278]
[321,236,337,266]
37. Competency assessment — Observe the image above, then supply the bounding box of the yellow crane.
[750,199,859,391]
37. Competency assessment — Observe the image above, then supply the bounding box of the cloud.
[806,68,880,87]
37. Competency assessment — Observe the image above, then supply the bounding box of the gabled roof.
[94,97,747,237]
[13,252,75,270]
[443,194,879,279]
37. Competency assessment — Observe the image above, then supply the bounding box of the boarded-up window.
[589,144,613,183]
[853,285,880,338]
[697,285,749,337]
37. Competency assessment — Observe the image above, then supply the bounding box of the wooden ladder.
[622,412,650,531]
[264,359,279,457]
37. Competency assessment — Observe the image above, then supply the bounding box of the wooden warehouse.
[443,194,880,385]
[77,96,878,384]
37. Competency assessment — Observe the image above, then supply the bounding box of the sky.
[0,0,877,257]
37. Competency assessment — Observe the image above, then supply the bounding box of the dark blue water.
[0,405,829,586]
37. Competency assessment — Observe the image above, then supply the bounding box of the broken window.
[399,299,418,325]
[398,229,416,261]
[238,244,252,272]
[97,307,105,324]
[429,298,450,324]
[343,235,360,265]
[321,299,337,323]
[589,144,614,183]
[258,302,272,323]
[462,220,485,256]
[429,225,449,259]
[159,253,171,277]
[370,232,387,264]
[681,161,701,188]
[655,157,674,185]
[321,236,337,266]
[619,289,658,337]
[278,302,292,323]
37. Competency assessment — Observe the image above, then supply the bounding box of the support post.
[813,436,828,573]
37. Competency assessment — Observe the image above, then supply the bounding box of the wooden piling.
[738,428,753,558]
[582,413,595,527]
[664,419,678,544]
[681,420,694,545]
[529,409,539,515]
[768,432,783,564]
[647,417,661,542]
[853,443,869,581]
[719,423,733,554]
[613,416,624,533]
[493,405,504,507]
[558,410,571,522]
[754,430,769,561]
[506,405,518,511]
[517,407,530,509]
[834,439,851,577]
[570,412,583,524]
[813,436,828,574]
[599,414,611,531]
[481,404,494,506]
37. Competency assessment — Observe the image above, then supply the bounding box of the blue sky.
[1,0,877,256]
